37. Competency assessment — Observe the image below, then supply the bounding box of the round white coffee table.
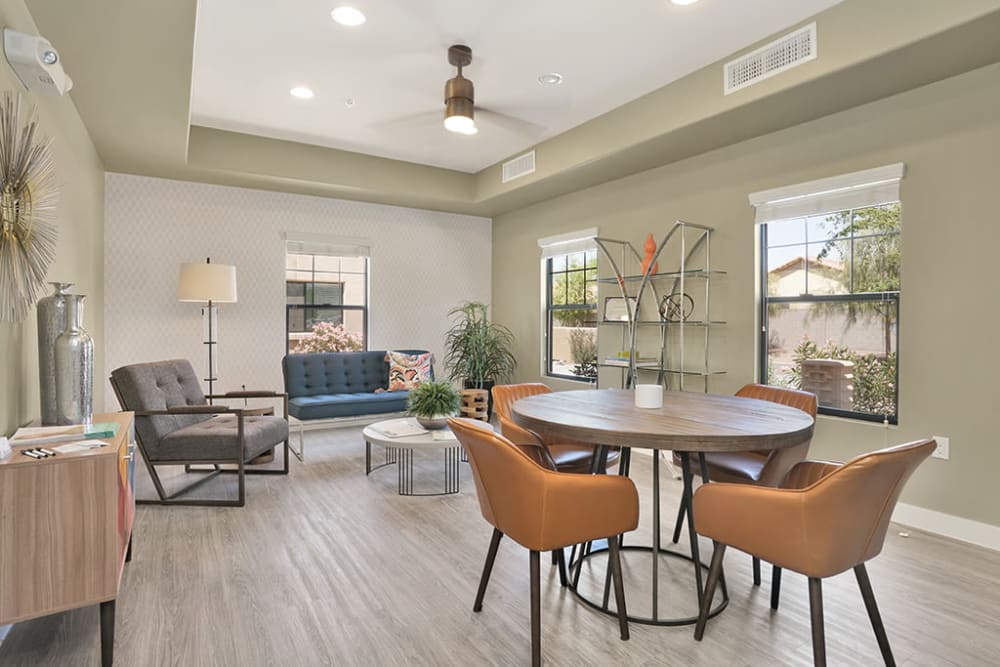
[362,418,468,496]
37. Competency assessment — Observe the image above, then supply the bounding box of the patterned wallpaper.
[103,173,491,410]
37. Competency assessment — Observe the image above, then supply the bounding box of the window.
[544,249,598,381]
[752,165,903,423]
[285,241,368,353]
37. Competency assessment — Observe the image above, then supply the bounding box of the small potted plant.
[407,380,461,430]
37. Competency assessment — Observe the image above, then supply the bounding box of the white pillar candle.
[634,384,663,409]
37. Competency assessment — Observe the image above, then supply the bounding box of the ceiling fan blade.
[369,109,441,131]
[476,108,546,135]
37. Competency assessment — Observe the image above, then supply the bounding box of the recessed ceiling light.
[538,73,564,86]
[331,6,366,26]
[344,97,355,108]
[671,0,700,5]
[290,86,314,99]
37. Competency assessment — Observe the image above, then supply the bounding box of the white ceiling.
[190,0,844,173]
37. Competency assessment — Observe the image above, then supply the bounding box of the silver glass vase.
[54,294,94,425]
[37,282,74,425]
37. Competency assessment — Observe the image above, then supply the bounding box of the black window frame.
[759,205,901,424]
[285,254,369,354]
[544,250,598,382]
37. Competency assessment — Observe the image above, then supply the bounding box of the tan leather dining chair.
[449,417,639,667]
[492,383,621,473]
[692,439,936,667]
[672,383,817,595]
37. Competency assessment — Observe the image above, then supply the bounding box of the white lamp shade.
[177,262,238,303]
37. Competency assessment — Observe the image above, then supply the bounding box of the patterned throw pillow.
[386,351,433,392]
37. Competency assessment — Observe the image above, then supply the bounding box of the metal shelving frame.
[594,221,724,392]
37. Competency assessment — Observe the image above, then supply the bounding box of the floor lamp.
[177,258,238,399]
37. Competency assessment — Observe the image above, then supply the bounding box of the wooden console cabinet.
[0,411,135,666]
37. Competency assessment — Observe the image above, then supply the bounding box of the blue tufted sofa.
[282,350,433,422]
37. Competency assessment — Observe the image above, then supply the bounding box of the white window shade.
[284,232,370,257]
[537,228,598,258]
[749,163,904,223]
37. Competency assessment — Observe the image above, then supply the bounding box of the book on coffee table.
[370,419,428,438]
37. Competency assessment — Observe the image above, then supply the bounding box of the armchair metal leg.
[694,541,727,641]
[855,564,896,666]
[530,549,541,667]
[771,566,782,610]
[809,577,827,667]
[607,535,630,641]
[753,556,762,586]
[474,529,503,612]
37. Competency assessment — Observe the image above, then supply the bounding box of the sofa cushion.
[386,351,433,391]
[288,391,410,420]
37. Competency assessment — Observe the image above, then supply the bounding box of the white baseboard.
[892,503,1000,552]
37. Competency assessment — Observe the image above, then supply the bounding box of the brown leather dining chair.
[672,383,817,596]
[449,417,639,667]
[492,383,621,473]
[692,439,936,667]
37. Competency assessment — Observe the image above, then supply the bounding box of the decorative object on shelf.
[460,388,489,421]
[659,291,695,322]
[0,92,58,323]
[603,296,637,322]
[37,281,73,424]
[54,293,93,425]
[177,258,238,397]
[444,301,516,417]
[639,233,659,276]
[407,380,461,430]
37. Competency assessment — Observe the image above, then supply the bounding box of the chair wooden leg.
[752,556,761,586]
[474,529,503,612]
[771,566,782,610]
[607,535,630,641]
[809,577,827,667]
[556,549,568,588]
[855,564,896,666]
[530,549,541,667]
[551,550,558,565]
[694,542,727,641]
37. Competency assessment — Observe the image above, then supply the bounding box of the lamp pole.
[204,257,216,402]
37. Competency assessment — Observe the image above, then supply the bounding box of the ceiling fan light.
[444,114,477,135]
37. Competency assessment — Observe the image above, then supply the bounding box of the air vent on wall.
[502,151,536,183]
[724,23,817,95]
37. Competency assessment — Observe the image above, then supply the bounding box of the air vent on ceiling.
[724,23,817,95]
[502,151,536,183]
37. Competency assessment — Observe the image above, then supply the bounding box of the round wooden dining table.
[512,388,815,626]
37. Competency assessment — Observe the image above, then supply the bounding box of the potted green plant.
[443,302,516,416]
[407,380,461,430]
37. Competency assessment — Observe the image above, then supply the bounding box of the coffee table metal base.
[365,440,467,496]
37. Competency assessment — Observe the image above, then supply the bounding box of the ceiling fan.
[443,44,477,135]
[377,44,544,138]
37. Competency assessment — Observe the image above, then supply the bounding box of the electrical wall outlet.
[931,435,950,460]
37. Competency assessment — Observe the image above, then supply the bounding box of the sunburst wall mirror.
[0,91,57,323]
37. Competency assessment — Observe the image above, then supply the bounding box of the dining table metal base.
[569,544,729,626]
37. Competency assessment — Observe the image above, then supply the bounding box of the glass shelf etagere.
[594,221,726,392]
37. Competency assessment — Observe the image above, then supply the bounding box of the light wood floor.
[2,426,999,666]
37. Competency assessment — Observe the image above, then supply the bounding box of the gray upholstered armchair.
[110,359,290,507]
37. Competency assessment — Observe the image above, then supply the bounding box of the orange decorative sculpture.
[640,233,659,276]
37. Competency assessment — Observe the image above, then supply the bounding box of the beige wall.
[492,63,1000,527]
[0,0,105,435]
